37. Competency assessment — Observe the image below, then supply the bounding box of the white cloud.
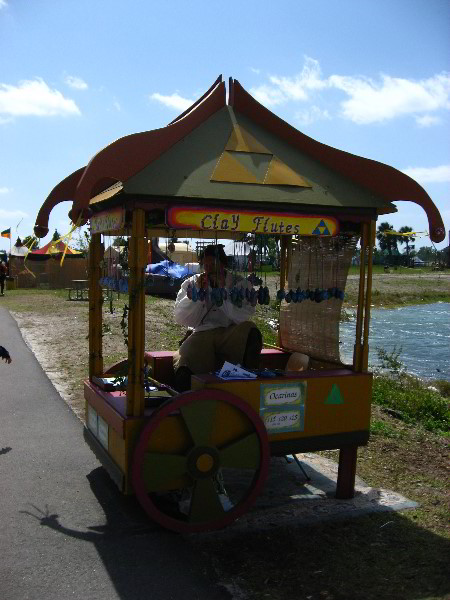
[296,105,331,126]
[150,92,193,111]
[402,165,450,184]
[251,57,326,106]
[64,75,88,90]
[248,58,450,126]
[330,72,450,124]
[250,84,286,107]
[0,78,81,117]
[0,186,11,194]
[0,208,28,219]
[113,100,121,111]
[250,67,261,75]
[415,114,441,127]
[0,1,8,10]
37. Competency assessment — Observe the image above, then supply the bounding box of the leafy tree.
[376,222,398,262]
[398,226,415,265]
[22,235,39,249]
[52,229,61,241]
[417,246,436,263]
[72,228,90,254]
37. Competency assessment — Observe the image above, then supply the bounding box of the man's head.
[200,244,226,264]
[200,244,227,276]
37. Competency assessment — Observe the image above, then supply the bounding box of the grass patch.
[370,419,402,438]
[372,375,450,433]
[372,347,449,434]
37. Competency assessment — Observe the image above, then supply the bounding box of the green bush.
[372,375,450,433]
[372,346,449,433]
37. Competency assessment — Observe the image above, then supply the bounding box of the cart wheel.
[132,389,270,533]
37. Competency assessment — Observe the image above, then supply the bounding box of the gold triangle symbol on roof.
[211,124,313,187]
[225,124,271,154]
[265,157,312,187]
[211,151,261,184]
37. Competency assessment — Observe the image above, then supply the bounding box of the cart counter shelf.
[83,367,372,501]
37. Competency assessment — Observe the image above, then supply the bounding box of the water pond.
[339,303,450,381]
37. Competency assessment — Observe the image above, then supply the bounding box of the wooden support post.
[336,446,358,499]
[88,234,104,379]
[361,221,375,372]
[278,236,290,347]
[279,235,287,291]
[353,222,367,372]
[126,208,147,417]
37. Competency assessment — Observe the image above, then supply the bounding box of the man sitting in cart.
[173,244,262,391]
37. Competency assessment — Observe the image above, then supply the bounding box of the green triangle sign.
[325,384,345,405]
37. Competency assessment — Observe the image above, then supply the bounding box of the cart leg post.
[336,446,358,499]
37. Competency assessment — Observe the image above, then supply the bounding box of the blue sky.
[1,0,449,253]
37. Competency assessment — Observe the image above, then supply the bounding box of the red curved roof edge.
[34,167,86,238]
[229,79,445,243]
[69,77,226,223]
[168,75,223,125]
[34,77,226,237]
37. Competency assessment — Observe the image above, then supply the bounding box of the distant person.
[0,345,11,364]
[172,244,262,392]
[0,261,7,296]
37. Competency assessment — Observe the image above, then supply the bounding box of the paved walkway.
[0,307,230,600]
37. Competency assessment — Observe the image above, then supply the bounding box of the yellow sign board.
[167,206,338,236]
[90,208,125,234]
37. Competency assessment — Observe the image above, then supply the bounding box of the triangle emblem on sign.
[312,219,331,235]
[324,384,345,405]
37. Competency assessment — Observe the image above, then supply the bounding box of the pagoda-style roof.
[35,76,445,242]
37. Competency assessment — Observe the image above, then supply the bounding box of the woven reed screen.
[279,235,358,363]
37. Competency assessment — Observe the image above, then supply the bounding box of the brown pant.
[173,321,260,374]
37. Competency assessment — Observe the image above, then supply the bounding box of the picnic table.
[68,279,88,301]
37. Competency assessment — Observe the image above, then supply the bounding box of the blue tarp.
[146,260,189,279]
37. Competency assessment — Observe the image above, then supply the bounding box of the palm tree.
[398,226,415,266]
[376,222,398,264]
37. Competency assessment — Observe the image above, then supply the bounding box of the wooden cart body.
[34,76,445,532]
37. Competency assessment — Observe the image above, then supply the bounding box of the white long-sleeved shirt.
[174,272,256,332]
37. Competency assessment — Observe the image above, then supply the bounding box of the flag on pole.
[1,228,11,239]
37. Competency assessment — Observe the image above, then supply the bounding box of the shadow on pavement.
[21,467,230,600]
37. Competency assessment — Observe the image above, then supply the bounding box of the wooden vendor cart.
[34,76,445,532]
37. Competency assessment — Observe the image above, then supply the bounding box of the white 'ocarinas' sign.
[259,382,306,434]
[90,209,125,234]
[167,206,338,236]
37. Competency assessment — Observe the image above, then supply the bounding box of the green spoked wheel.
[132,389,270,533]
